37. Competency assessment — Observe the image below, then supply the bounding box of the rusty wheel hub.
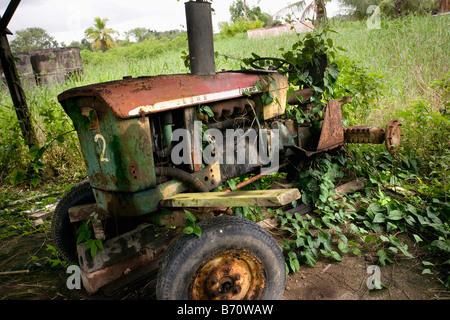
[385,119,402,154]
[189,250,266,300]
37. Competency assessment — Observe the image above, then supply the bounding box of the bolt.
[222,281,232,293]
[232,286,241,294]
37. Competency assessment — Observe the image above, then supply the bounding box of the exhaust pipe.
[185,0,216,75]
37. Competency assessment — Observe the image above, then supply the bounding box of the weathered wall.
[247,21,314,38]
[1,47,83,88]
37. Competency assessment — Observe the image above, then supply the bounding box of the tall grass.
[328,14,449,125]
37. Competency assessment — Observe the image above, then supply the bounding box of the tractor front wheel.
[51,180,95,265]
[156,216,286,300]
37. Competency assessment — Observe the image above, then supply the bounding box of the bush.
[80,35,188,65]
[218,18,265,37]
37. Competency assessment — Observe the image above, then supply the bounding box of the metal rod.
[225,162,288,192]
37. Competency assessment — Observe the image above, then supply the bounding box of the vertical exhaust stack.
[185,0,216,75]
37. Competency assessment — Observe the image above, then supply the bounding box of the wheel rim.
[189,249,266,300]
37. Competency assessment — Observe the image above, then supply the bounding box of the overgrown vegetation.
[0,12,448,290]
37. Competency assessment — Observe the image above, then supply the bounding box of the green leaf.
[364,235,377,243]
[304,252,316,267]
[96,239,104,250]
[201,105,214,117]
[387,210,404,220]
[183,226,193,234]
[422,269,433,275]
[227,179,238,191]
[9,169,26,186]
[330,251,342,261]
[377,250,393,265]
[373,212,385,223]
[338,242,349,253]
[193,225,202,238]
[184,210,197,223]
[288,251,300,273]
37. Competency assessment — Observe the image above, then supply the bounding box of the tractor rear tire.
[51,180,95,265]
[156,215,286,300]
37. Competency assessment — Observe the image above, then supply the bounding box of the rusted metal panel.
[93,162,221,217]
[316,99,345,151]
[344,126,385,144]
[58,72,267,119]
[290,99,345,157]
[65,97,157,193]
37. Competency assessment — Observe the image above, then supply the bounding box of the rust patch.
[189,250,266,300]
[316,99,345,151]
[344,126,385,144]
[385,119,402,154]
[58,72,266,119]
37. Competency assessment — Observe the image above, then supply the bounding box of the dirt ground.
[0,221,448,301]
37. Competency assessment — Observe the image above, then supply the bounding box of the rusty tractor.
[52,1,401,300]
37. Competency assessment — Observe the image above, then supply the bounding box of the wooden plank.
[77,223,171,274]
[68,203,109,223]
[159,188,301,208]
[332,179,366,200]
[283,203,314,216]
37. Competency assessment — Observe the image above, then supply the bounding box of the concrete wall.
[1,47,83,88]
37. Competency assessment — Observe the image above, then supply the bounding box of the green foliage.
[237,17,449,284]
[183,209,202,237]
[80,35,187,65]
[75,212,104,259]
[10,27,58,52]
[84,17,118,52]
[219,18,265,37]
[0,13,448,287]
[332,55,385,125]
[339,0,440,19]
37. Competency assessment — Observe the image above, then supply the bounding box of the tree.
[10,27,58,52]
[84,18,118,52]
[125,27,153,42]
[273,1,331,26]
[68,38,92,51]
[229,0,280,27]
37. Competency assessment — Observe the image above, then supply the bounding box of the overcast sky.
[1,0,345,44]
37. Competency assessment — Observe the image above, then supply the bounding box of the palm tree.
[84,18,118,52]
[272,0,331,25]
